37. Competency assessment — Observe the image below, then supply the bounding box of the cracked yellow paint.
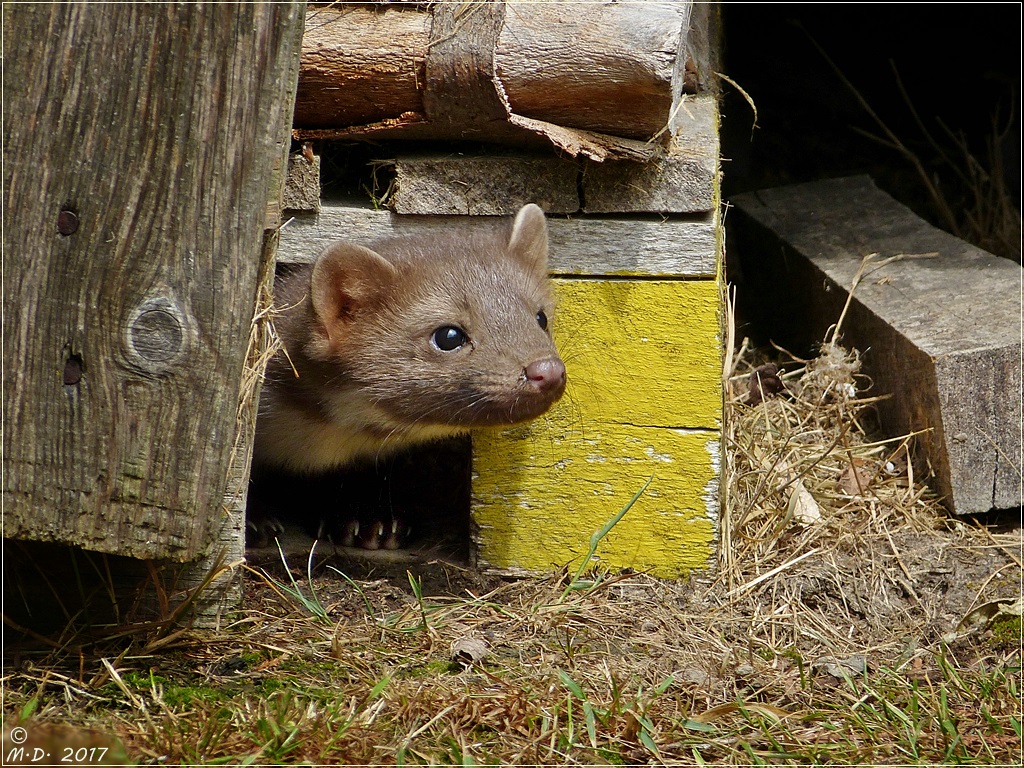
[472,278,721,577]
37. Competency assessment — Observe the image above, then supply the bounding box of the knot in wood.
[63,354,84,385]
[126,296,191,373]
[132,309,183,362]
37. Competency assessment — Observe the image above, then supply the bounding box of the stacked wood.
[295,1,699,161]
[275,1,725,578]
[276,204,718,278]
[731,176,1021,515]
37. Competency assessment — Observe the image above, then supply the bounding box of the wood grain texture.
[495,1,690,139]
[284,152,322,213]
[424,1,508,126]
[277,203,718,278]
[473,278,722,577]
[296,4,430,129]
[384,95,719,216]
[549,279,722,428]
[583,95,719,213]
[682,1,722,94]
[389,154,580,215]
[181,229,290,625]
[731,176,1021,514]
[295,1,688,139]
[3,4,305,561]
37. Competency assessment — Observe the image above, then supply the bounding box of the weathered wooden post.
[3,3,305,625]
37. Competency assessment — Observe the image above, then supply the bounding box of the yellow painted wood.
[472,278,721,577]
[551,279,721,426]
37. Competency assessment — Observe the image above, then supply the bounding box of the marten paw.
[246,514,286,548]
[322,516,410,550]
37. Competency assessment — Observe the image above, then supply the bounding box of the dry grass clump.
[724,336,942,589]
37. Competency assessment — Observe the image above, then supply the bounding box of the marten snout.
[525,357,566,397]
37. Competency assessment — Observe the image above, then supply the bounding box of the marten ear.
[507,203,549,277]
[311,242,398,338]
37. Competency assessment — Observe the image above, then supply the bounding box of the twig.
[716,71,758,137]
[726,548,820,598]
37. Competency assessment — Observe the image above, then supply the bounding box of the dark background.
[719,3,1021,245]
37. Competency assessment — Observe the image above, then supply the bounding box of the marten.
[248,204,566,549]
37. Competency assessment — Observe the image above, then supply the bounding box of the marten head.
[305,204,566,441]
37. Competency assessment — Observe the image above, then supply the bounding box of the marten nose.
[525,357,567,394]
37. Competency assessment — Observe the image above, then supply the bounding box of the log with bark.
[295,1,702,162]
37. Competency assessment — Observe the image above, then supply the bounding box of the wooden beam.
[279,203,718,278]
[493,1,691,140]
[731,176,1021,515]
[296,1,691,140]
[293,2,695,162]
[383,95,719,216]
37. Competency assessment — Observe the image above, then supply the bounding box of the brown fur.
[253,204,565,474]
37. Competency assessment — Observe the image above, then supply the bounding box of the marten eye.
[431,325,468,351]
[536,310,549,331]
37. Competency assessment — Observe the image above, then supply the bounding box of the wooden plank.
[388,154,579,215]
[474,425,719,576]
[583,94,719,213]
[473,278,721,577]
[384,95,718,215]
[279,203,718,277]
[731,176,1021,515]
[2,4,306,562]
[546,279,722,427]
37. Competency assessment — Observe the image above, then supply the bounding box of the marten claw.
[246,515,286,548]
[326,515,409,550]
[337,518,360,548]
[379,518,409,550]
